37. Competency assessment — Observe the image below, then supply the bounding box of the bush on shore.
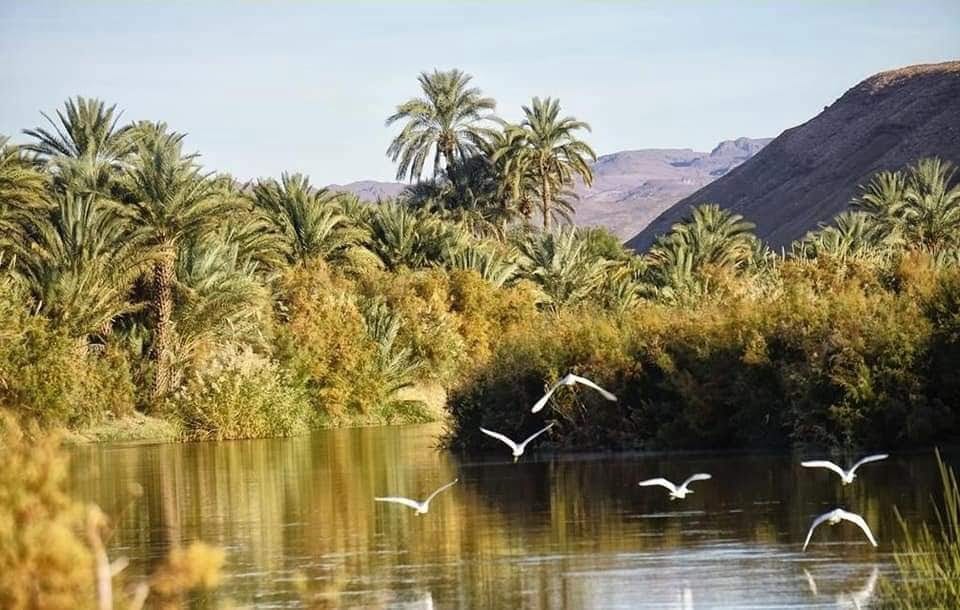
[445,261,957,451]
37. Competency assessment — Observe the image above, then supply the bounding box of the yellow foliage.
[150,542,225,597]
[0,415,94,610]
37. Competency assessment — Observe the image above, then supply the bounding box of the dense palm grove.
[1,69,959,448]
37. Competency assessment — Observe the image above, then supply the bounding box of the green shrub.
[274,261,375,418]
[0,284,135,427]
[169,347,310,440]
[356,268,466,384]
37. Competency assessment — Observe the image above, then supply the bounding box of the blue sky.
[2,1,958,184]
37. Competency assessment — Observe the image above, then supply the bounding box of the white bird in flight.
[803,508,878,550]
[480,423,555,462]
[531,373,617,413]
[374,479,459,515]
[801,454,889,485]
[638,474,712,500]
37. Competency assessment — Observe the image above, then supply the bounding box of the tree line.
[0,69,958,446]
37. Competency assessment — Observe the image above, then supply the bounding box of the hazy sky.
[2,1,958,184]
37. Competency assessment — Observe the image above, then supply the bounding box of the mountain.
[327,137,771,238]
[627,61,960,251]
[572,137,771,238]
[327,180,406,201]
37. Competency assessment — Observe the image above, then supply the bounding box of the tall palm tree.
[23,97,132,194]
[494,97,595,230]
[252,172,363,266]
[484,127,537,224]
[386,69,497,181]
[121,123,227,400]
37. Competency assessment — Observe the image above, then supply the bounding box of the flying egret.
[803,508,878,550]
[638,474,712,500]
[531,373,617,413]
[480,423,555,462]
[803,566,879,609]
[801,454,889,485]
[375,479,458,515]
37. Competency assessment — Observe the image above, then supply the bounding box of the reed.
[881,449,960,608]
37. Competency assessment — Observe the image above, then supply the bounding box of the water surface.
[69,424,956,608]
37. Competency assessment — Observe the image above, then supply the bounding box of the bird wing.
[424,479,459,504]
[568,375,618,402]
[849,454,889,476]
[530,384,559,413]
[838,510,878,547]
[638,478,678,493]
[680,473,712,491]
[800,460,848,479]
[375,497,423,511]
[518,422,556,450]
[802,569,819,596]
[803,510,836,550]
[480,427,519,452]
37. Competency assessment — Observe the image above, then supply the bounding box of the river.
[68,423,956,608]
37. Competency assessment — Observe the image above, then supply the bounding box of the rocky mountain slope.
[627,61,960,251]
[572,137,770,238]
[329,137,770,238]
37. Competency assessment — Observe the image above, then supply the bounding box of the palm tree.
[252,173,364,266]
[386,69,497,181]
[121,123,227,400]
[23,97,132,194]
[447,244,519,288]
[647,204,758,272]
[169,237,271,385]
[358,298,425,413]
[516,226,608,309]
[902,157,960,253]
[494,97,595,230]
[19,191,152,339]
[402,155,518,237]
[206,174,287,273]
[363,202,466,271]
[852,169,909,241]
[793,211,890,262]
[0,137,48,256]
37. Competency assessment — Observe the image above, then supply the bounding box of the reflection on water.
[68,424,957,609]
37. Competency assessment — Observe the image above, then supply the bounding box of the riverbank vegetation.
[1,69,959,447]
[881,450,960,608]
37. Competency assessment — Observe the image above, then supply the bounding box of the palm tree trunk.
[151,249,174,404]
[540,165,551,231]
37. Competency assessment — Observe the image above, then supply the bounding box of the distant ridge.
[327,137,771,239]
[327,180,406,201]
[573,137,771,239]
[627,61,960,251]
